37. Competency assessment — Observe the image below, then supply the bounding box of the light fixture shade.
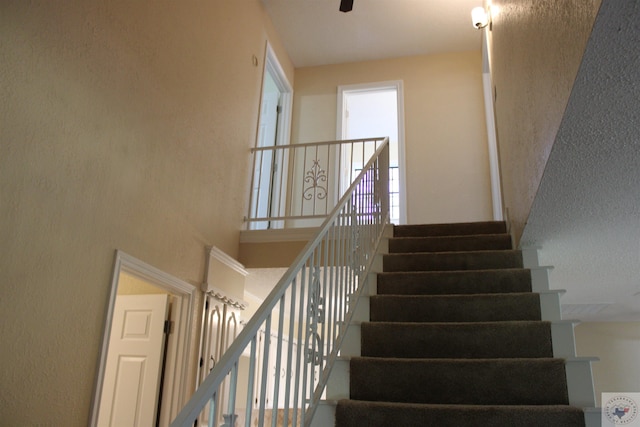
[471,6,489,29]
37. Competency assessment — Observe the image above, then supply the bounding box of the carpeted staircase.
[334,221,586,427]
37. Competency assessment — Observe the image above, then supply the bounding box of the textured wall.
[292,52,493,225]
[0,1,292,425]
[487,0,601,242]
[518,0,640,321]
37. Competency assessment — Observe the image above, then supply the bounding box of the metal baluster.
[258,316,271,427]
[292,265,307,426]
[282,279,297,427]
[226,362,238,427]
[271,296,286,427]
[325,144,331,215]
[326,220,336,355]
[337,207,345,331]
[249,149,258,220]
[207,392,217,427]
[301,259,313,414]
[244,336,257,427]
[301,146,307,217]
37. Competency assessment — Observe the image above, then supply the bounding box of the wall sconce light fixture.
[471,6,490,29]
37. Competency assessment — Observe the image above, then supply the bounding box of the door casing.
[337,80,408,224]
[250,42,293,229]
[89,251,196,427]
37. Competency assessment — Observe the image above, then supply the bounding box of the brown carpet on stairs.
[377,269,533,295]
[335,401,586,427]
[334,221,585,427]
[361,320,553,359]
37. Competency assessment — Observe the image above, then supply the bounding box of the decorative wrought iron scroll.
[303,160,327,201]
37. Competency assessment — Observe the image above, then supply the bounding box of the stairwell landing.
[333,221,591,427]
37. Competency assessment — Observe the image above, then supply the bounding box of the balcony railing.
[247,137,389,229]
[170,140,390,427]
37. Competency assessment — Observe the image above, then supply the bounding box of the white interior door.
[248,44,293,229]
[98,294,169,427]
[251,90,280,230]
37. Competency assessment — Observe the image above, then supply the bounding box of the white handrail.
[171,138,389,427]
[250,136,388,152]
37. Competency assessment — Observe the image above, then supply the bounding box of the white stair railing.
[247,137,388,229]
[171,139,390,427]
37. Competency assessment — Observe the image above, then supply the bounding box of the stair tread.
[363,319,549,325]
[338,400,582,410]
[372,291,537,298]
[391,233,510,240]
[349,357,569,406]
[384,250,524,272]
[352,356,565,362]
[335,400,585,427]
[370,293,541,322]
[389,234,513,253]
[384,248,522,255]
[377,268,533,295]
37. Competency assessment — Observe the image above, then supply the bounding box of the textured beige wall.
[575,322,640,405]
[292,52,493,225]
[486,0,601,242]
[0,1,292,425]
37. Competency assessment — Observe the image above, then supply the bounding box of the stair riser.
[393,221,507,237]
[350,358,570,406]
[377,269,532,295]
[361,321,553,359]
[335,402,586,427]
[389,235,512,253]
[383,251,524,272]
[370,294,541,323]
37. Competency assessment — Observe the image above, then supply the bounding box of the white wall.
[291,51,493,225]
[575,322,640,406]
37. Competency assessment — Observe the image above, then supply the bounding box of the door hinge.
[164,320,173,335]
[276,105,282,114]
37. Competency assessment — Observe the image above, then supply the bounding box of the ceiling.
[263,0,485,67]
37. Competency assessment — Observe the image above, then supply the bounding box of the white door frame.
[89,251,196,427]
[254,42,293,229]
[482,32,503,220]
[336,80,408,224]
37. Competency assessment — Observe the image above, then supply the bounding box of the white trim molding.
[336,80,408,224]
[203,246,249,310]
[482,31,504,221]
[207,246,249,277]
[89,250,196,427]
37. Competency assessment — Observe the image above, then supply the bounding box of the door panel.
[98,294,169,427]
[251,91,280,229]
